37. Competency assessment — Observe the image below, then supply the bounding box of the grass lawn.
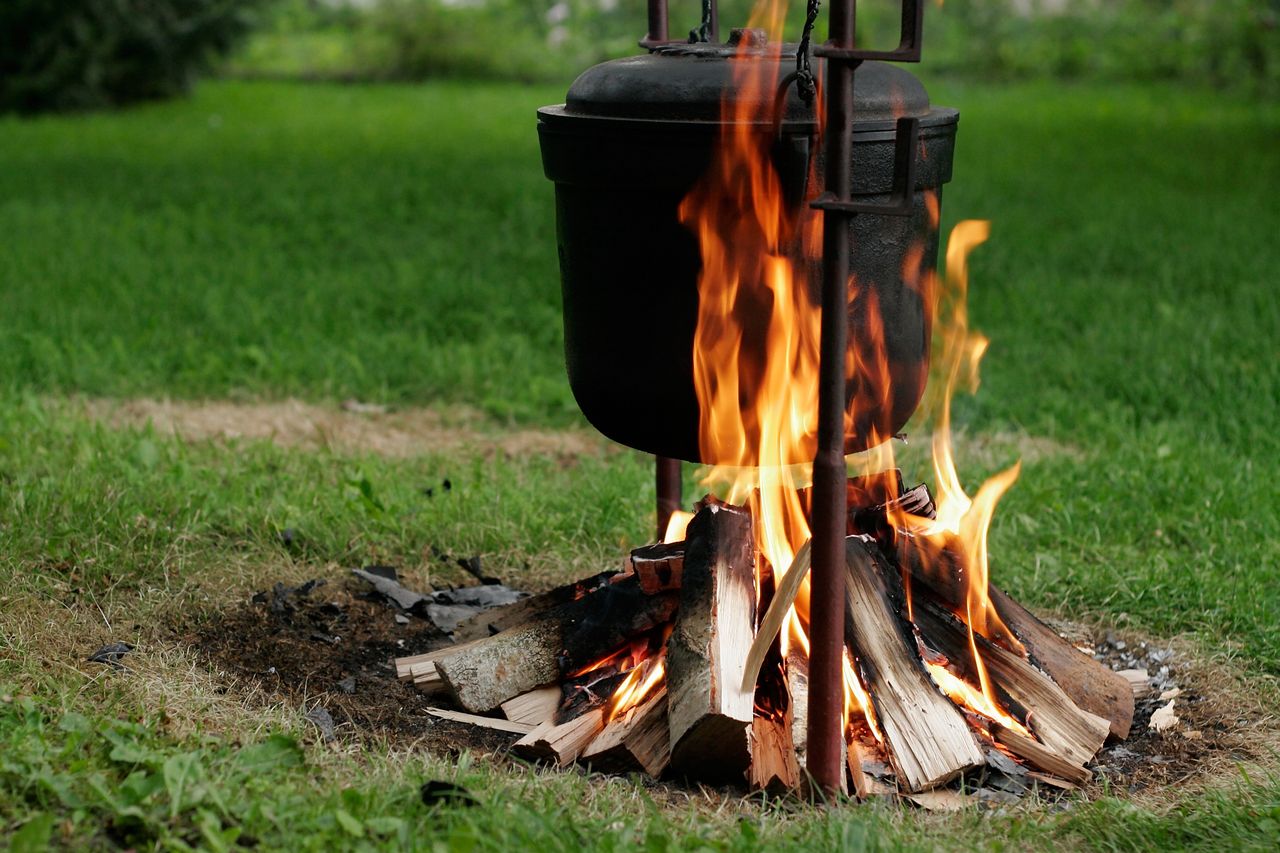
[1,77,1278,849]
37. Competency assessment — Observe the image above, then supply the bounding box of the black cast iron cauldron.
[538,37,958,464]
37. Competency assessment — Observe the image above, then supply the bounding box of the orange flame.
[910,220,1026,719]
[675,0,1027,750]
[603,654,666,724]
[663,510,695,544]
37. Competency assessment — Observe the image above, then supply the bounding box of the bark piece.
[629,542,684,594]
[991,724,1091,786]
[501,687,561,727]
[512,709,605,766]
[913,599,1110,768]
[666,504,757,782]
[426,707,534,735]
[580,689,671,777]
[843,536,985,792]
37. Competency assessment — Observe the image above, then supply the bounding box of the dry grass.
[79,397,610,463]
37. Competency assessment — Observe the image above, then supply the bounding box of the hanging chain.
[796,0,822,103]
[689,0,715,43]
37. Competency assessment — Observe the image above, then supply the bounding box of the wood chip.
[1149,699,1179,732]
[1116,668,1152,698]
[426,707,535,734]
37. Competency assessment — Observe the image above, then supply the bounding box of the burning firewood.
[579,689,671,777]
[990,724,1091,786]
[512,708,606,767]
[911,599,1110,768]
[897,533,1134,739]
[424,575,676,713]
[749,712,800,792]
[666,503,758,782]
[843,536,985,792]
[988,586,1134,739]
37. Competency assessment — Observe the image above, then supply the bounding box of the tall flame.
[678,0,1026,743]
[913,220,1026,717]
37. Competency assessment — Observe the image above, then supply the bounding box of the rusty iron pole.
[805,0,858,799]
[655,456,683,541]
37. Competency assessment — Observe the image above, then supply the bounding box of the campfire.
[394,0,1134,799]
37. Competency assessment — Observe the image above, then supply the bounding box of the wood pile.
[394,477,1134,798]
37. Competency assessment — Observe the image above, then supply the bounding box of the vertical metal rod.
[643,0,669,46]
[806,0,859,798]
[708,0,719,42]
[655,455,682,541]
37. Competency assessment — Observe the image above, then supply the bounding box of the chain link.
[796,0,822,103]
[689,0,715,43]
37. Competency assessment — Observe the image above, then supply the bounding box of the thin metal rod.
[806,0,858,798]
[655,456,682,541]
[642,0,669,47]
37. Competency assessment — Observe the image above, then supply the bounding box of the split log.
[666,504,757,782]
[989,586,1134,740]
[395,638,484,681]
[512,708,605,767]
[749,713,800,792]
[912,599,1110,768]
[991,724,1092,786]
[434,575,677,713]
[410,661,447,696]
[785,647,809,768]
[501,686,561,727]
[579,689,671,777]
[629,542,684,594]
[897,533,1134,739]
[451,570,617,642]
[426,707,535,735]
[843,536,985,792]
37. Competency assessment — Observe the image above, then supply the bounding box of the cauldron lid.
[563,40,931,127]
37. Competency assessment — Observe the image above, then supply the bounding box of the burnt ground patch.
[187,574,520,757]
[182,567,1279,803]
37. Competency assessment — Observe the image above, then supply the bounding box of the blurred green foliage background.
[2,0,1278,114]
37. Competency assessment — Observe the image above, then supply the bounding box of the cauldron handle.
[640,0,720,48]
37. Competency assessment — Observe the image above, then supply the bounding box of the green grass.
[1,77,1278,848]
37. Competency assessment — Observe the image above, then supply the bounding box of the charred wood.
[451,570,617,642]
[629,542,684,594]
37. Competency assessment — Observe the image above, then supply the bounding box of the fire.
[663,510,694,544]
[908,220,1027,716]
[673,0,1026,752]
[604,653,666,723]
[678,0,822,672]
